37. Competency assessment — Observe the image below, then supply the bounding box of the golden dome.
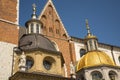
[76,50,115,71]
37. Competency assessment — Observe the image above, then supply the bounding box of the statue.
[18,52,26,71]
[70,62,76,78]
[64,64,68,77]
[70,62,75,74]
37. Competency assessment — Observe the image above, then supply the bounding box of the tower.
[0,0,19,80]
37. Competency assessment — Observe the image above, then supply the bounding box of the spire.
[32,3,37,19]
[86,19,91,35]
[84,19,98,51]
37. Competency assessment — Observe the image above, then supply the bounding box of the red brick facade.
[0,0,18,22]
[0,0,18,44]
[39,1,76,76]
[0,21,18,44]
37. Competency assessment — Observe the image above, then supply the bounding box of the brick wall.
[0,0,18,22]
[0,0,18,44]
[0,21,18,44]
[39,2,76,76]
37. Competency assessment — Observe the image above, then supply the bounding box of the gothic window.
[109,71,117,80]
[91,71,102,80]
[118,56,120,64]
[41,15,47,23]
[26,56,34,70]
[56,29,60,34]
[41,15,47,33]
[80,49,86,57]
[48,5,53,15]
[48,5,53,20]
[30,23,34,33]
[55,20,60,35]
[63,33,67,39]
[49,27,53,33]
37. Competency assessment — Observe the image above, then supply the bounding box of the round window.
[26,56,34,70]
[43,60,52,70]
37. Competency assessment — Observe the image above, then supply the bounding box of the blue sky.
[19,0,120,47]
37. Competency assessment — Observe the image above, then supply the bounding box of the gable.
[39,0,69,39]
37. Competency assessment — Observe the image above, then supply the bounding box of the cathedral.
[0,0,120,80]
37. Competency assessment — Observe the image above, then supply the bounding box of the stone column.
[102,67,110,80]
[84,70,91,80]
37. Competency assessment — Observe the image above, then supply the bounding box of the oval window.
[43,56,55,70]
[26,56,34,70]
[43,60,52,70]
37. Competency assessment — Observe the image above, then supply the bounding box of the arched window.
[48,5,53,16]
[109,71,117,80]
[63,33,67,39]
[94,40,98,50]
[91,71,102,80]
[26,56,34,70]
[30,23,34,33]
[118,56,120,64]
[41,15,47,34]
[89,39,93,50]
[80,49,86,57]
[36,24,39,34]
[55,20,60,35]
[49,27,53,33]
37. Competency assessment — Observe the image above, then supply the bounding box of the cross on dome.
[32,3,37,19]
[32,3,36,12]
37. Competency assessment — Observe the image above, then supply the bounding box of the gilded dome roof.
[76,50,115,71]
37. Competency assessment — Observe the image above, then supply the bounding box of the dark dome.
[19,34,57,52]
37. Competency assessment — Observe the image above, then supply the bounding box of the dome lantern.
[25,4,43,34]
[84,19,98,52]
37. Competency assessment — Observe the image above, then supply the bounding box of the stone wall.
[0,42,16,80]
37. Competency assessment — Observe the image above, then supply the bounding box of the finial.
[48,0,52,2]
[32,3,36,13]
[32,3,37,19]
[85,19,91,35]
